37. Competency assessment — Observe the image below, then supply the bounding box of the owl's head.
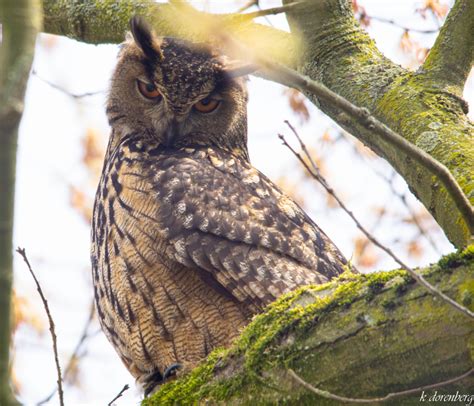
[107,17,253,159]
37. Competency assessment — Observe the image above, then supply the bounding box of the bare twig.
[107,384,130,406]
[236,0,258,13]
[386,180,442,254]
[240,2,304,20]
[344,135,441,254]
[38,300,96,405]
[16,248,64,406]
[361,14,439,34]
[279,122,474,319]
[220,34,474,241]
[288,367,473,403]
[32,70,104,99]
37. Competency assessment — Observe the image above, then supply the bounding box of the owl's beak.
[164,119,180,147]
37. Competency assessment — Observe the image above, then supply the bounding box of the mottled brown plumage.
[91,17,350,394]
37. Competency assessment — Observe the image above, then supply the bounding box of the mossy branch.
[41,0,297,67]
[422,0,474,92]
[144,247,474,405]
[283,0,474,248]
[0,1,42,405]
[221,34,474,245]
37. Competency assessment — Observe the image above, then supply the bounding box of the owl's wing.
[121,143,348,308]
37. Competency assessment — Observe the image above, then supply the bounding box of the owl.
[91,17,350,395]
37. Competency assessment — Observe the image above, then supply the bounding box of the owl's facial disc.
[106,17,249,156]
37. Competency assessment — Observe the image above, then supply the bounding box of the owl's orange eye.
[137,80,162,100]
[194,97,220,113]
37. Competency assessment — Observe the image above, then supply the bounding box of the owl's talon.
[163,363,182,380]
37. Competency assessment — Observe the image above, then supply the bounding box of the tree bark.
[143,248,474,405]
[283,0,474,248]
[40,0,474,248]
[0,1,42,405]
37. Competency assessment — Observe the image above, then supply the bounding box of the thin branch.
[240,2,304,20]
[32,70,104,99]
[288,367,473,403]
[220,34,474,240]
[37,300,95,405]
[343,135,442,254]
[279,122,473,319]
[236,0,258,13]
[362,15,439,34]
[107,384,130,406]
[386,182,442,254]
[16,248,64,406]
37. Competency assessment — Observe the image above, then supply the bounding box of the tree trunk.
[143,248,474,405]
[0,1,42,404]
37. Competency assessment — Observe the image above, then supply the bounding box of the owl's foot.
[163,363,182,380]
[143,370,163,397]
[142,363,183,397]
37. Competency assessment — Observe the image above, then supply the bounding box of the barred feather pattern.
[91,133,348,392]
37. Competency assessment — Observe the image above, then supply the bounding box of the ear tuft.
[129,16,163,61]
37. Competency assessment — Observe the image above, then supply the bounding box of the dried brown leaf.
[69,185,93,223]
[284,89,310,123]
[407,240,424,259]
[12,289,45,335]
[416,0,449,19]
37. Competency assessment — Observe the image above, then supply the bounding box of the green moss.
[141,349,226,406]
[381,298,397,310]
[144,250,473,405]
[144,270,409,405]
[438,245,474,269]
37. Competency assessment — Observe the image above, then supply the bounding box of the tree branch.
[40,0,474,246]
[32,70,104,99]
[279,122,472,318]
[16,248,64,406]
[41,0,297,68]
[288,367,473,404]
[0,1,42,404]
[282,0,474,248]
[37,300,96,405]
[422,0,474,92]
[363,15,439,34]
[240,2,304,20]
[222,34,474,244]
[144,250,474,405]
[108,384,130,406]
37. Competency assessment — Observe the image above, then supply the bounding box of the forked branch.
[220,34,474,242]
[279,122,473,319]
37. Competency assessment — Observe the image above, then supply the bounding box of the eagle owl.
[91,17,349,395]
